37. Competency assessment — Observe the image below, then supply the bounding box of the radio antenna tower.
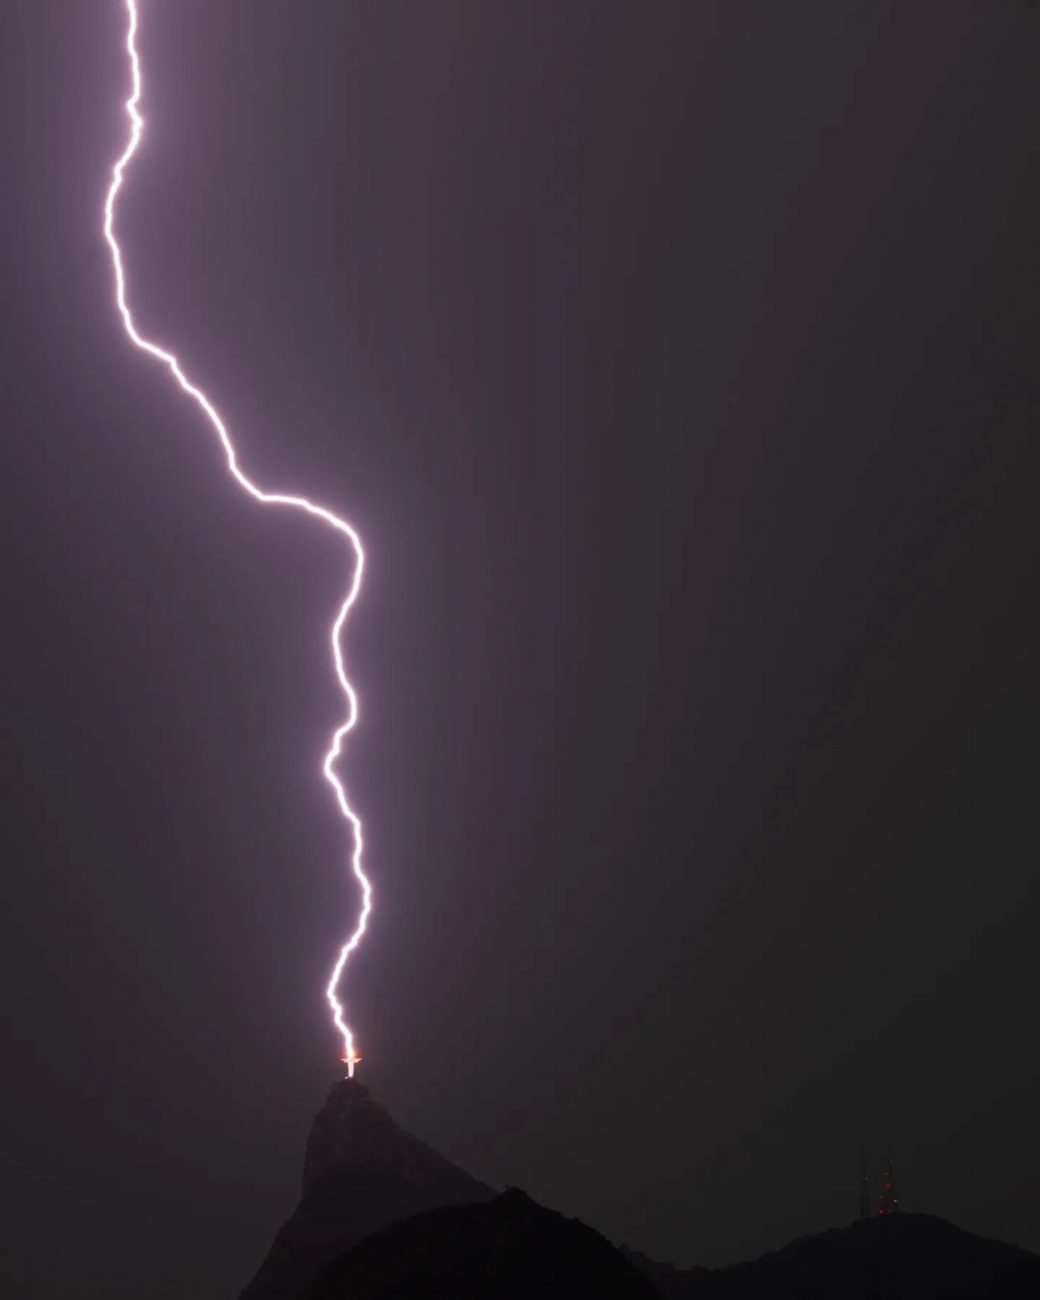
[878,1159,900,1216]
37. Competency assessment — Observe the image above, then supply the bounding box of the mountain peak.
[302,1079,391,1194]
[240,1081,493,1300]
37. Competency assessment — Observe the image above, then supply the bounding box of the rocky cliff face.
[239,1080,493,1300]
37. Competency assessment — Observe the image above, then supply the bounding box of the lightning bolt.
[103,0,371,1077]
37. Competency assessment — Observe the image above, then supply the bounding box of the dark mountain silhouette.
[241,1080,1040,1300]
[305,1186,660,1300]
[239,1079,493,1300]
[633,1213,1040,1300]
[621,1246,711,1297]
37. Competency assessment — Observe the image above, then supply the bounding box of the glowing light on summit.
[102,0,371,1077]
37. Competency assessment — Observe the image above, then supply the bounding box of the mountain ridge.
[630,1212,1040,1299]
[241,1080,1040,1299]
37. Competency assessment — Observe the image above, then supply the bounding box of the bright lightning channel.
[103,0,370,1078]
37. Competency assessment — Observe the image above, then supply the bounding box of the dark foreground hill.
[239,1080,492,1300]
[306,1186,659,1300]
